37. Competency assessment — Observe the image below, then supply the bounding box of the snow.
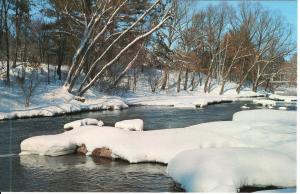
[64,118,104,130]
[166,148,296,192]
[115,119,143,131]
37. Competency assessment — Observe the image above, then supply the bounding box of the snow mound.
[114,119,144,131]
[20,134,77,156]
[167,148,296,192]
[253,99,276,106]
[233,109,296,125]
[64,118,104,130]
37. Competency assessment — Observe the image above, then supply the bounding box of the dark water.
[0,101,296,192]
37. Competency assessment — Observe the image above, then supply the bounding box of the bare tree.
[16,65,40,107]
[235,4,295,93]
[57,0,171,96]
[156,0,189,90]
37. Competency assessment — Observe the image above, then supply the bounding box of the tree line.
[0,0,296,96]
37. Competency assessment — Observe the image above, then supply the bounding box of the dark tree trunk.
[236,83,242,94]
[190,72,195,91]
[204,75,210,93]
[47,55,50,84]
[198,73,202,86]
[161,64,168,90]
[252,83,258,92]
[219,80,225,95]
[264,79,270,92]
[13,0,19,68]
[184,68,189,91]
[177,70,182,93]
[3,0,9,85]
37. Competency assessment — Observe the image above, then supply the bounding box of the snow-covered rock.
[232,109,296,125]
[64,118,104,130]
[254,187,296,193]
[253,99,276,106]
[114,119,143,131]
[167,148,296,192]
[240,104,250,109]
[279,107,287,110]
[269,94,297,102]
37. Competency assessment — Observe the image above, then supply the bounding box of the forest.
[0,0,297,97]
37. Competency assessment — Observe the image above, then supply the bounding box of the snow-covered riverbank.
[20,109,296,192]
[0,86,128,120]
[0,83,261,120]
[0,65,295,120]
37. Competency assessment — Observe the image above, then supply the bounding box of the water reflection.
[15,155,177,192]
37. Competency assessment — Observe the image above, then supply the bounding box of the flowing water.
[0,101,296,191]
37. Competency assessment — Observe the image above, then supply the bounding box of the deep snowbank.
[167,148,296,192]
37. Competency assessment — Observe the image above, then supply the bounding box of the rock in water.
[76,144,88,155]
[92,147,112,159]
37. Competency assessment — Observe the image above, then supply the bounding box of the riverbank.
[0,79,267,120]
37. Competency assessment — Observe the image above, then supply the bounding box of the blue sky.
[194,0,297,40]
